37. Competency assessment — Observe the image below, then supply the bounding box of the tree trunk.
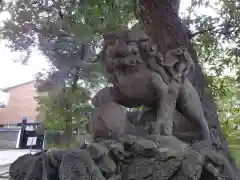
[136,0,238,170]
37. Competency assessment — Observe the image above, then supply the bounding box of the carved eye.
[150,44,157,52]
[126,40,135,45]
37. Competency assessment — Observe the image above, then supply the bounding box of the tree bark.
[136,0,238,169]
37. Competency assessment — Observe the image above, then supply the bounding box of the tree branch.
[189,27,217,39]
[189,21,239,40]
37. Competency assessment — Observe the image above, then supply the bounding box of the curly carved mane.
[100,34,150,84]
[100,28,186,86]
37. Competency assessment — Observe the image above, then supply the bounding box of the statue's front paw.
[92,95,106,107]
[92,88,114,107]
[109,143,131,163]
[91,95,100,107]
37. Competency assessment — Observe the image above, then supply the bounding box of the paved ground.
[0,149,41,179]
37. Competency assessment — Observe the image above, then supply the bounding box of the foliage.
[183,0,240,79]
[0,0,135,53]
[44,129,92,149]
[36,83,93,130]
[0,0,133,135]
[206,75,240,166]
[1,0,240,81]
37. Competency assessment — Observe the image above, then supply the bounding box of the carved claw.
[109,143,131,163]
[204,163,221,177]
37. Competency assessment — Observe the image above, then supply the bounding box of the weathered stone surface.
[59,150,105,180]
[9,135,239,180]
[9,153,43,180]
[123,134,160,157]
[87,143,117,175]
[9,27,239,180]
[91,102,126,142]
[93,27,211,142]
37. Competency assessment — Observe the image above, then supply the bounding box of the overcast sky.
[0,42,49,89]
[0,0,217,89]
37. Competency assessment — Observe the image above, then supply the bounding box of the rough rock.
[9,27,240,180]
[9,135,239,180]
[9,153,43,180]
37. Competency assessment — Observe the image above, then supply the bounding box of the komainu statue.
[92,27,210,142]
[9,27,239,180]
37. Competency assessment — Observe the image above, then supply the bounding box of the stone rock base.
[9,135,239,180]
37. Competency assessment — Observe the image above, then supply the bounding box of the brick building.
[0,80,41,126]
